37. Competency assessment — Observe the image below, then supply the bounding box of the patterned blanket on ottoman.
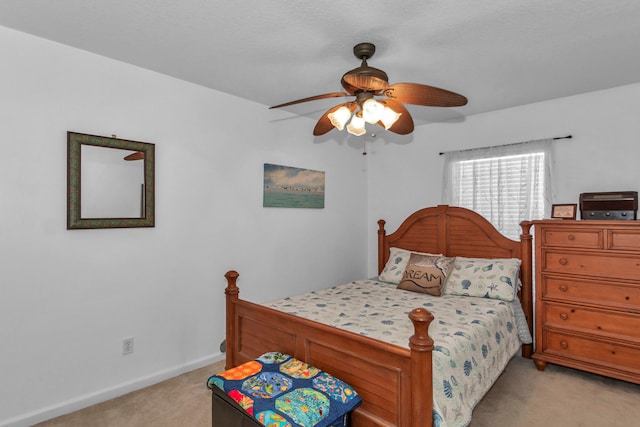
[208,352,362,427]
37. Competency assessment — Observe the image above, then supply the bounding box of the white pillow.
[379,247,441,284]
[443,257,521,301]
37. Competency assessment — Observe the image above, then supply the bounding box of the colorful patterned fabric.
[263,279,532,427]
[208,352,361,427]
[217,360,263,380]
[256,410,290,426]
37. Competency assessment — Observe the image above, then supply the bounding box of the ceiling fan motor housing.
[342,42,389,93]
[342,65,389,92]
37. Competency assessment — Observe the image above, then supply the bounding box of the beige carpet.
[470,356,640,427]
[33,362,225,427]
[35,356,640,427]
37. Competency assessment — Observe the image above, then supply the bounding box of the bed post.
[224,270,240,369]
[377,219,387,274]
[409,308,435,427]
[519,221,534,358]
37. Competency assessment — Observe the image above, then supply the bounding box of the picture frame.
[263,163,325,209]
[551,203,577,220]
[67,132,155,229]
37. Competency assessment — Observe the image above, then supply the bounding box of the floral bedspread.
[263,279,528,427]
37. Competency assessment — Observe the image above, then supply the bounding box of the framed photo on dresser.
[551,203,577,219]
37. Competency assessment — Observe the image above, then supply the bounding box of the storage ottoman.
[207,352,362,427]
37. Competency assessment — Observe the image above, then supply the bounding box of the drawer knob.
[567,234,576,241]
[558,258,568,265]
[560,340,569,349]
[559,313,568,320]
[559,284,569,292]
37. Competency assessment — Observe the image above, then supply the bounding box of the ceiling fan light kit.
[328,98,400,136]
[327,105,352,131]
[346,113,366,136]
[362,98,385,124]
[380,106,402,130]
[270,42,467,137]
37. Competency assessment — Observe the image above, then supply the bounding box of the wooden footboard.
[225,270,434,427]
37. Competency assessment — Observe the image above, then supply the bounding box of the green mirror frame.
[67,132,155,229]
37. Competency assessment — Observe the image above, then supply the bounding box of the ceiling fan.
[270,42,468,136]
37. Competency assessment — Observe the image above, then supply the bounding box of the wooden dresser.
[532,219,640,384]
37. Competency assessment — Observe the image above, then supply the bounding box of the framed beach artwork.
[263,163,325,208]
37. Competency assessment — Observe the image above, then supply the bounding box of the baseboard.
[1,352,225,427]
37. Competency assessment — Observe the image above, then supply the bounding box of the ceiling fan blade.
[313,103,357,136]
[270,92,350,109]
[384,83,467,107]
[377,100,414,135]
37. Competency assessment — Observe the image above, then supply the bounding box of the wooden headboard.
[377,205,534,358]
[378,205,531,269]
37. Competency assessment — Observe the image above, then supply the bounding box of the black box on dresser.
[579,191,638,220]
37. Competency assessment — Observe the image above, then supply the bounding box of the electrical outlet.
[122,337,134,355]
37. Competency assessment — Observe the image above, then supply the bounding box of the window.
[442,139,554,239]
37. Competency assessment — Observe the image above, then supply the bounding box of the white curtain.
[442,138,555,239]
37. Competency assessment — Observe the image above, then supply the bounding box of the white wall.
[366,82,640,274]
[0,26,367,426]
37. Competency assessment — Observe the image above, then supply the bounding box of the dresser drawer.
[609,229,640,251]
[541,330,640,372]
[542,276,640,309]
[540,228,603,249]
[543,302,640,341]
[542,251,640,280]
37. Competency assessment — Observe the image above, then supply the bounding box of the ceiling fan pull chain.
[362,133,367,155]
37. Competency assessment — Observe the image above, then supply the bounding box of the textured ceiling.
[1,0,640,127]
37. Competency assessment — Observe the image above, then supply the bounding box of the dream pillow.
[397,253,455,296]
[443,257,521,301]
[379,247,442,284]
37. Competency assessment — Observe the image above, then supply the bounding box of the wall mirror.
[67,132,155,229]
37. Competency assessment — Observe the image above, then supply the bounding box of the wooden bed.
[223,205,533,427]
